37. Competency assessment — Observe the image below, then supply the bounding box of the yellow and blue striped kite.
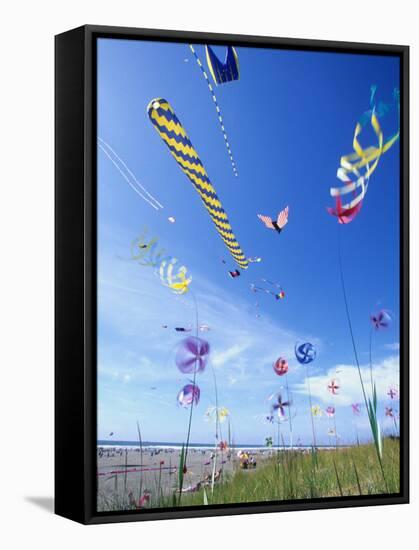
[147,98,248,270]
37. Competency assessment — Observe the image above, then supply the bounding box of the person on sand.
[240,452,249,469]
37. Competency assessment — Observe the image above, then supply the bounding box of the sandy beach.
[97,445,274,509]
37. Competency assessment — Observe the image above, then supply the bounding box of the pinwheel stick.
[306,365,317,449]
[285,374,294,450]
[178,291,199,503]
[209,362,222,495]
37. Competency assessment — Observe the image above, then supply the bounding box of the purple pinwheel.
[370,309,392,330]
[351,403,361,415]
[325,406,335,418]
[387,386,399,400]
[177,383,200,408]
[175,337,210,374]
[270,393,291,419]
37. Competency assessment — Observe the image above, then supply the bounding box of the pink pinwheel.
[387,386,399,400]
[273,357,289,376]
[385,406,394,418]
[327,379,340,395]
[325,406,335,418]
[351,403,361,415]
[370,309,392,330]
[175,337,210,374]
[177,383,200,408]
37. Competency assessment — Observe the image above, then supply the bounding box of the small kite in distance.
[229,270,241,278]
[257,206,289,234]
[109,432,114,437]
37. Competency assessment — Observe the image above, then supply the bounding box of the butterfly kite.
[257,206,289,234]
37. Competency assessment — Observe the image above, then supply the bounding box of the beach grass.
[177,439,399,506]
[97,438,399,511]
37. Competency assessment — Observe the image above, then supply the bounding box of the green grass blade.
[178,444,185,490]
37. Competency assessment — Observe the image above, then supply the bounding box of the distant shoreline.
[97,439,352,451]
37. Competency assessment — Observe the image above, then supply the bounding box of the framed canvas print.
[55,25,409,524]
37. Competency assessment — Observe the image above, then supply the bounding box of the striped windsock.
[147,98,248,270]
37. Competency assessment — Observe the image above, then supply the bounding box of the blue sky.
[97,38,400,445]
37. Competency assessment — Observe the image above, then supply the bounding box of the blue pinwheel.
[295,342,317,364]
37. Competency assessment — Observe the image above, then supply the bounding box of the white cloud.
[293,355,400,406]
[212,343,251,368]
[97,253,319,392]
[384,342,400,351]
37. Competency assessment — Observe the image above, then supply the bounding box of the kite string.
[98,137,164,210]
[189,45,238,177]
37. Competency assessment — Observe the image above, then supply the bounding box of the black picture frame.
[55,24,409,525]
